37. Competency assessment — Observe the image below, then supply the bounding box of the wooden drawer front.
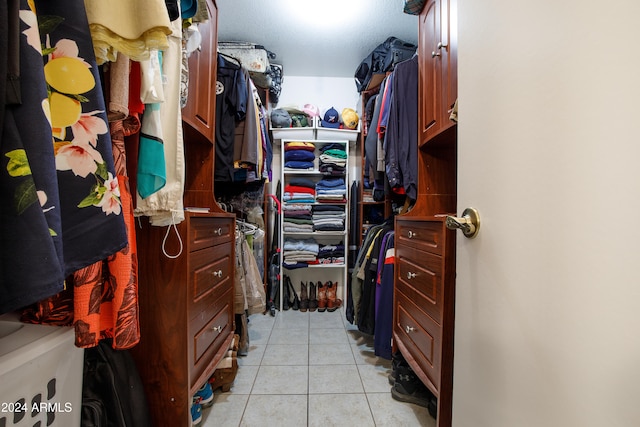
[189,217,234,251]
[396,219,444,255]
[191,297,232,384]
[396,291,442,392]
[396,246,444,323]
[190,241,232,303]
[189,267,232,332]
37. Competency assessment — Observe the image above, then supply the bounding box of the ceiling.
[216,0,419,78]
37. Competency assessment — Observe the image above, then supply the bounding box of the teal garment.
[323,149,347,159]
[137,102,166,198]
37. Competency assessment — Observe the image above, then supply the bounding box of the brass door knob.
[446,208,481,238]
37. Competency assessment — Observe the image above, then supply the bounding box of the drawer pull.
[405,325,416,334]
[211,325,223,333]
[407,272,416,280]
[214,227,223,236]
[408,230,417,239]
[212,269,223,278]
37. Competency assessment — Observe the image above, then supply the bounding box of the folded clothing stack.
[283,237,319,268]
[318,143,347,176]
[315,177,347,203]
[283,181,315,204]
[312,204,346,231]
[284,141,315,170]
[317,242,345,265]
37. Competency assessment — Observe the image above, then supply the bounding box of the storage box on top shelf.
[316,119,361,143]
[0,313,84,426]
[270,116,317,142]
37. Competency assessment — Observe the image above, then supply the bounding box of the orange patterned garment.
[73,173,140,349]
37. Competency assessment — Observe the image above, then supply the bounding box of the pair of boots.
[298,281,316,312]
[389,352,437,419]
[317,281,343,312]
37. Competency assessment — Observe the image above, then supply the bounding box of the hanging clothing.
[385,55,418,200]
[215,54,246,181]
[374,232,395,360]
[134,17,185,226]
[2,0,129,314]
[83,0,172,65]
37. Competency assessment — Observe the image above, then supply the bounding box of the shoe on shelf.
[317,281,328,312]
[191,399,202,426]
[299,281,309,312]
[193,382,214,408]
[286,276,300,310]
[326,281,343,312]
[308,282,318,312]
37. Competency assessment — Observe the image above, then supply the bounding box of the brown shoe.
[209,357,238,393]
[326,281,342,312]
[308,282,318,312]
[317,281,328,312]
[299,281,309,312]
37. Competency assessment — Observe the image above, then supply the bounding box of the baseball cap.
[271,109,291,128]
[341,108,359,130]
[321,107,340,128]
[302,104,320,118]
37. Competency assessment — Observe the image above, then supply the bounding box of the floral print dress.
[1,0,127,323]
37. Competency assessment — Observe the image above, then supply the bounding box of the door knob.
[446,208,480,238]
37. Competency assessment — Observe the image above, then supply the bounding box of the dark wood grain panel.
[191,298,233,385]
[395,290,442,393]
[190,243,232,296]
[189,217,234,251]
[396,246,444,323]
[395,218,445,254]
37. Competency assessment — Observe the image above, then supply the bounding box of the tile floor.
[201,308,435,427]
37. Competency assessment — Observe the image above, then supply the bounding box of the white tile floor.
[201,309,435,427]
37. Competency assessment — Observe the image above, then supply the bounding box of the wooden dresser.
[394,217,455,425]
[133,213,234,425]
[393,0,458,425]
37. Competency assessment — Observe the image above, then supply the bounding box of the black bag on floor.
[81,339,151,427]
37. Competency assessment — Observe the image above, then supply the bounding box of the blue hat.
[321,107,341,129]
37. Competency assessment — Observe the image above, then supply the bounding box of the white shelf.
[279,139,350,311]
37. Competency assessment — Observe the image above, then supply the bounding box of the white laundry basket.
[0,314,84,426]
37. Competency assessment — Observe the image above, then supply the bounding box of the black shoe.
[388,351,407,385]
[390,365,437,418]
[285,276,299,310]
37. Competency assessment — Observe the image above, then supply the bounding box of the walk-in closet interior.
[0,0,457,426]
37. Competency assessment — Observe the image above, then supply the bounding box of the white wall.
[275,76,361,117]
[455,1,640,426]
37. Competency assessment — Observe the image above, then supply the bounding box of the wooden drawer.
[189,216,234,251]
[189,266,232,332]
[395,290,442,393]
[396,245,444,323]
[189,241,233,313]
[190,294,232,386]
[395,219,445,255]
